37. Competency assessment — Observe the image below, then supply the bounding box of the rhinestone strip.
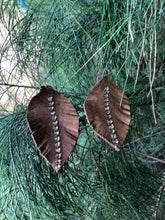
[48,96,62,172]
[104,87,120,148]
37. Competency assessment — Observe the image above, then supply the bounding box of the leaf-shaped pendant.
[26,86,79,172]
[84,77,131,151]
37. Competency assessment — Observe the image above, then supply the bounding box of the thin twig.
[128,20,134,42]
[151,88,157,124]
[124,130,165,164]
[154,181,165,220]
[147,30,157,97]
[124,147,165,164]
[148,32,154,97]
[124,130,165,146]
[134,16,147,91]
[152,30,157,86]
[0,83,39,89]
[134,150,165,164]
[147,30,157,124]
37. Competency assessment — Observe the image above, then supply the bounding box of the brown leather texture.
[84,77,131,151]
[26,86,79,171]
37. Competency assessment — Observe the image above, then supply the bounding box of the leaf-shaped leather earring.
[26,86,79,172]
[84,77,131,151]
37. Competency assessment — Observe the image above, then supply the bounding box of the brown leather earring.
[84,77,131,151]
[26,86,79,172]
[26,79,131,172]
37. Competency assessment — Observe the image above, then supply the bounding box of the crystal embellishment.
[48,96,62,172]
[104,87,120,148]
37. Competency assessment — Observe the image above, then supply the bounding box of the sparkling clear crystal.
[49,101,54,106]
[55,136,60,141]
[52,115,57,121]
[107,119,113,124]
[104,86,109,91]
[109,124,114,129]
[113,139,119,144]
[55,164,61,171]
[51,111,56,115]
[49,106,54,111]
[106,110,110,115]
[53,126,59,131]
[55,142,60,147]
[107,114,112,119]
[56,148,61,153]
[104,98,109,102]
[104,102,109,106]
[48,96,53,101]
[52,120,58,126]
[112,129,115,133]
[54,131,59,136]
[56,153,62,159]
[56,159,62,164]
[105,106,109,111]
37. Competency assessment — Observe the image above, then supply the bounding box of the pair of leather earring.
[26,77,131,172]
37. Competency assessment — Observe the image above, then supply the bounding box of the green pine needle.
[0,0,165,219]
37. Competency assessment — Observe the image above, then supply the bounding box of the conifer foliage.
[0,0,165,219]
